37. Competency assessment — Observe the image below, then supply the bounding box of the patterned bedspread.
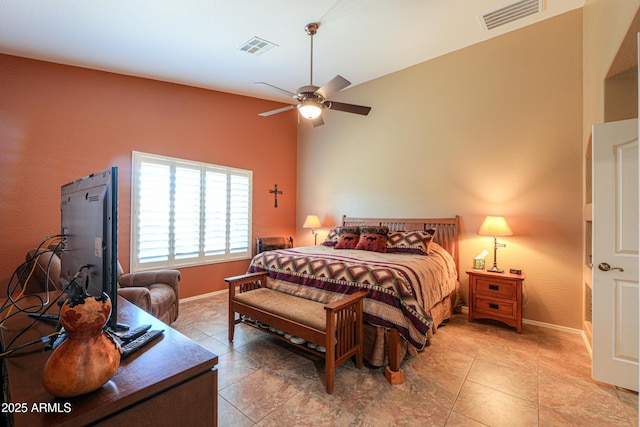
[247,243,458,349]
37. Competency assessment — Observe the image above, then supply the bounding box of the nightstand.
[467,269,525,333]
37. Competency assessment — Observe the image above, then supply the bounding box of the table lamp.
[477,215,513,273]
[303,214,322,245]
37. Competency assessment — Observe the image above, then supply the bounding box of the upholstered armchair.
[19,248,180,324]
[117,268,180,324]
[19,248,60,292]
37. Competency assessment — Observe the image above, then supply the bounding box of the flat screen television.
[59,167,119,330]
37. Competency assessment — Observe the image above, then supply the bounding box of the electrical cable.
[0,289,67,353]
[0,331,63,358]
[1,269,88,353]
[0,236,78,355]
[2,234,64,313]
[0,236,64,324]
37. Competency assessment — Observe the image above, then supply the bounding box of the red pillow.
[355,226,389,253]
[334,227,360,249]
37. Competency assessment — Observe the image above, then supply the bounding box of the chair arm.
[117,287,152,313]
[118,270,180,307]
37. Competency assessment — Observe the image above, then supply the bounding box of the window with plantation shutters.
[131,151,252,271]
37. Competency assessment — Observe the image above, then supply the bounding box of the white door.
[592,118,639,392]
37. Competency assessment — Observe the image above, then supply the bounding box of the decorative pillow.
[334,227,360,249]
[355,226,389,253]
[322,226,341,246]
[387,229,436,255]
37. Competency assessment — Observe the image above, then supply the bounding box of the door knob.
[598,262,624,272]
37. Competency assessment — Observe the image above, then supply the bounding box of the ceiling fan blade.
[311,114,324,127]
[258,105,296,117]
[316,75,351,99]
[327,101,371,116]
[255,82,297,98]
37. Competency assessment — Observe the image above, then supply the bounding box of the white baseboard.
[581,332,593,358]
[180,288,228,303]
[522,317,582,335]
[459,305,582,335]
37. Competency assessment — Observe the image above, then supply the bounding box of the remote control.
[120,324,152,342]
[28,313,59,322]
[121,329,164,359]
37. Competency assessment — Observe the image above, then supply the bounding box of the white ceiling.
[0,0,583,104]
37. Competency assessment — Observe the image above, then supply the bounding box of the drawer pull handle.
[489,284,499,291]
[489,303,499,310]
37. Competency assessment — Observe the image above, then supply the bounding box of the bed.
[247,215,461,379]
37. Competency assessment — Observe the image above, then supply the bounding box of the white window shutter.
[136,161,171,266]
[174,165,201,261]
[229,173,250,254]
[131,152,252,271]
[204,169,228,256]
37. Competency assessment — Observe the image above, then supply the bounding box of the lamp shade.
[297,100,323,119]
[303,215,321,229]
[477,216,513,237]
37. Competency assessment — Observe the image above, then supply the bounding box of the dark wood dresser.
[1,295,218,426]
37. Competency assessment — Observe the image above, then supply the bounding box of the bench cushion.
[234,288,327,332]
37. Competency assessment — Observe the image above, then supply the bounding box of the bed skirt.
[363,282,462,367]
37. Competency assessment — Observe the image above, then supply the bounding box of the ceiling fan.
[256,22,371,127]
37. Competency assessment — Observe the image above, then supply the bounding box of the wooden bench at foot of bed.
[226,272,367,394]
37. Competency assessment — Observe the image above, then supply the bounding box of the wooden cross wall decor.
[269,184,282,208]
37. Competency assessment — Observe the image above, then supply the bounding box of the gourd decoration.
[42,291,121,398]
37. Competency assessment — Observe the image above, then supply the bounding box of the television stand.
[4,295,218,426]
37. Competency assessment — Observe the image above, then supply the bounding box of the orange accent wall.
[0,54,298,299]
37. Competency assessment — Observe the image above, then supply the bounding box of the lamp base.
[488,236,506,273]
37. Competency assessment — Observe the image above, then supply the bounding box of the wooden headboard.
[342,215,460,277]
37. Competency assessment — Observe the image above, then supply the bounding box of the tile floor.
[172,292,638,426]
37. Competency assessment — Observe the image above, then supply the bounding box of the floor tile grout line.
[177,296,637,426]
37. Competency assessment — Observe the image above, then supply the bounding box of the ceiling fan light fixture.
[297,100,323,119]
[256,21,371,125]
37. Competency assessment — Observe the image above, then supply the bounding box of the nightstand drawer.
[474,296,516,318]
[467,269,524,333]
[474,278,516,299]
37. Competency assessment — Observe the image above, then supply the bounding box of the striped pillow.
[387,229,436,255]
[322,226,341,246]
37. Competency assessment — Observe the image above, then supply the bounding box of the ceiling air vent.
[479,0,543,31]
[239,37,277,56]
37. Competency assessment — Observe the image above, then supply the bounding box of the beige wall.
[297,11,584,329]
[583,0,640,130]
